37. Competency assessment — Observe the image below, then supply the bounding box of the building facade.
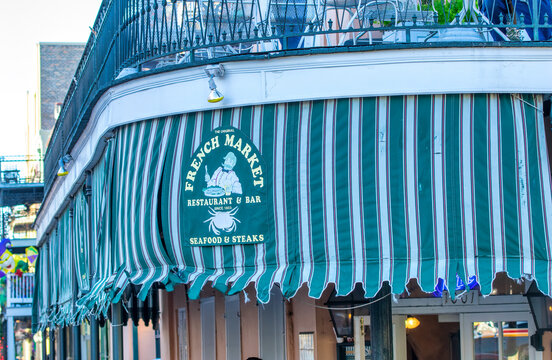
[32,0,552,359]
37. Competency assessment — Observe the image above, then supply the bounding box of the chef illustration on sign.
[203,151,243,197]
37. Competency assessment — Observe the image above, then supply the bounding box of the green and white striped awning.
[34,93,552,323]
[159,94,552,302]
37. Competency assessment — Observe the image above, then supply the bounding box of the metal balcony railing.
[6,273,34,307]
[43,0,552,194]
[0,156,43,185]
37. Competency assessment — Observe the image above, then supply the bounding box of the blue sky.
[0,0,102,156]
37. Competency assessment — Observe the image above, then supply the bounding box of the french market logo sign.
[183,126,267,246]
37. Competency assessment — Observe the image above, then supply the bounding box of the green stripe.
[523,95,548,293]
[282,102,301,297]
[389,96,407,291]
[473,94,492,295]
[178,113,199,279]
[222,108,233,127]
[499,94,521,278]
[417,95,435,290]
[307,100,327,298]
[360,97,380,296]
[335,98,354,295]
[445,94,463,289]
[256,104,277,303]
[160,116,183,266]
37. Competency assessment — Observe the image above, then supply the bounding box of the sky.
[0,0,102,157]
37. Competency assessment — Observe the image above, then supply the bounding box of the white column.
[354,316,370,360]
[392,315,407,360]
[7,316,15,360]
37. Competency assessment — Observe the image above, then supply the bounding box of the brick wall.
[39,43,84,132]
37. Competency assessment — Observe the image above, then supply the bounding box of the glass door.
[461,312,541,360]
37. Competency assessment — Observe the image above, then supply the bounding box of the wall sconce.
[57,154,73,177]
[405,316,420,329]
[205,64,225,103]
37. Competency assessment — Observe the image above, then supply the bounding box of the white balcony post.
[6,274,12,307]
[7,316,15,360]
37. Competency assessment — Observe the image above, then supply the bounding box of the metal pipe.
[58,327,66,360]
[111,303,124,360]
[49,328,56,360]
[41,329,47,360]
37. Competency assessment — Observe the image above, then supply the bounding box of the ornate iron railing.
[43,0,552,193]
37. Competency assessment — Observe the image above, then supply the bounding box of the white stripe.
[512,96,532,275]
[433,95,447,281]
[535,96,552,282]
[324,100,338,285]
[489,94,505,272]
[378,97,391,282]
[406,96,419,280]
[273,104,287,285]
[248,106,265,284]
[299,102,312,285]
[350,99,364,284]
[171,118,187,267]
[461,95,476,277]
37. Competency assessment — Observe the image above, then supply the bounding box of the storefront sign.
[182,127,268,246]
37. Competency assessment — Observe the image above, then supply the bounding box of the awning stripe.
[406,96,418,281]
[335,99,353,295]
[489,94,504,274]
[461,95,477,278]
[473,94,492,294]
[417,95,434,288]
[432,95,447,282]
[377,97,392,284]
[514,97,533,276]
[388,97,404,287]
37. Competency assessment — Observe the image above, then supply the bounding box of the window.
[178,308,188,360]
[225,295,241,360]
[259,288,286,360]
[299,332,315,360]
[201,297,216,360]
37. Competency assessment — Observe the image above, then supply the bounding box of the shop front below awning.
[33,93,552,328]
